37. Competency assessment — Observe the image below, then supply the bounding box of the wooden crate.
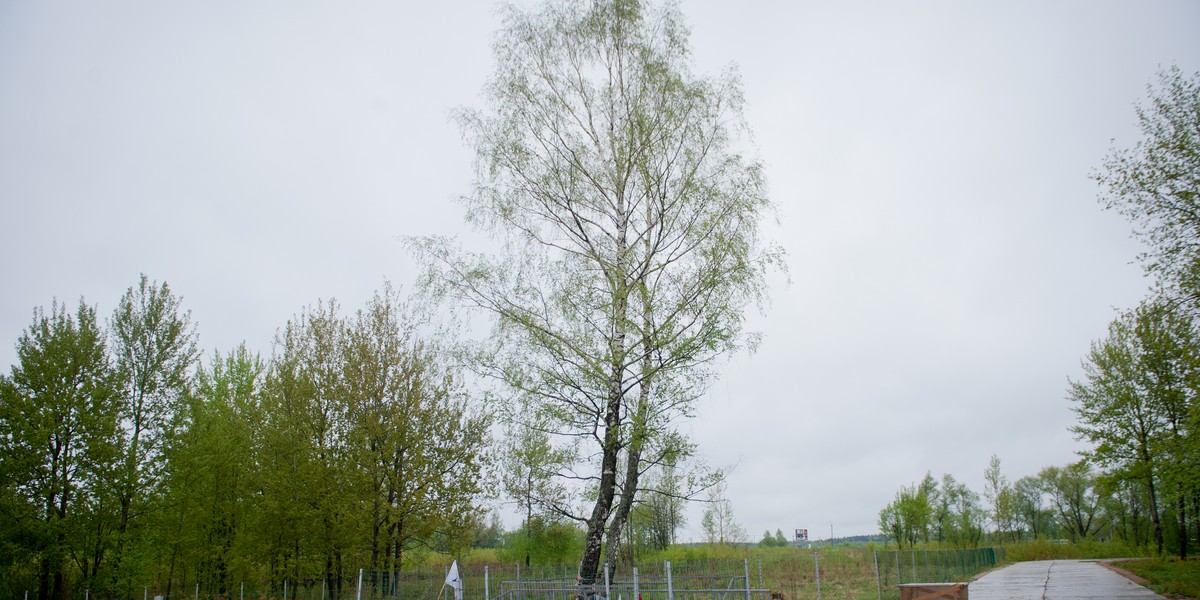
[898,582,968,600]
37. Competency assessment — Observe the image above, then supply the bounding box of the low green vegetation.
[1119,558,1200,599]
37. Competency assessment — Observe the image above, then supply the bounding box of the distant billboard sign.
[795,528,808,541]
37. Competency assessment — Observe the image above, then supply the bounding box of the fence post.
[814,553,821,600]
[757,555,763,590]
[144,586,148,600]
[873,551,881,600]
[604,564,610,600]
[486,566,490,600]
[895,551,901,585]
[633,567,639,600]
[743,558,750,600]
[666,561,674,600]
[357,568,364,600]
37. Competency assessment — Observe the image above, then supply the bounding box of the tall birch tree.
[415,0,781,585]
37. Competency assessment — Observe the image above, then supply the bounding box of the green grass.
[1119,557,1200,599]
[1002,538,1152,562]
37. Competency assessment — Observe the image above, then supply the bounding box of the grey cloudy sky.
[2,1,1198,542]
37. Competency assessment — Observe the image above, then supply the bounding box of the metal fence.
[42,549,1002,600]
[358,560,770,600]
[750,547,1003,600]
[492,561,770,600]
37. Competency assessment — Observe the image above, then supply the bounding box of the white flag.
[445,560,463,600]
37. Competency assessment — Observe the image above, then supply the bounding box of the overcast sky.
[2,1,1198,542]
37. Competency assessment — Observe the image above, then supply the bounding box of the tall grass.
[1120,557,1200,598]
[1001,538,1152,562]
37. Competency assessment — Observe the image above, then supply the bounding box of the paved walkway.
[969,559,1164,599]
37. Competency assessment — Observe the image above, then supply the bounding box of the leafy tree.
[1069,301,1199,555]
[940,475,985,548]
[878,482,930,548]
[0,300,119,600]
[471,512,505,549]
[501,398,571,568]
[983,455,1017,541]
[754,528,788,548]
[1039,463,1102,543]
[256,287,490,588]
[638,460,688,551]
[1089,63,1200,559]
[758,530,777,548]
[417,0,780,584]
[160,344,264,596]
[1096,66,1200,308]
[107,274,198,594]
[343,286,489,572]
[878,500,903,550]
[700,481,745,545]
[1134,303,1198,559]
[1012,474,1051,539]
[258,300,347,590]
[774,528,788,546]
[498,517,584,567]
[1095,475,1151,546]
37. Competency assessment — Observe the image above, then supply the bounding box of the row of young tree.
[0,278,489,600]
[878,456,1181,551]
[878,66,1200,560]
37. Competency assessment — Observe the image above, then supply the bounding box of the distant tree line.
[877,456,1165,551]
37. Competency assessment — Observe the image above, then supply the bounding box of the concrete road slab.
[969,559,1164,600]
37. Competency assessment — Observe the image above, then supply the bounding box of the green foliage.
[1120,557,1200,598]
[108,274,199,596]
[0,298,119,600]
[1087,66,1200,561]
[701,481,745,545]
[495,518,584,566]
[161,344,264,594]
[471,512,505,549]
[1069,299,1199,556]
[758,530,777,548]
[1038,463,1102,543]
[0,281,492,595]
[1096,66,1200,306]
[1003,537,1151,562]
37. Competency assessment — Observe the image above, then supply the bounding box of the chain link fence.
[751,547,1003,600]
[44,548,1002,600]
